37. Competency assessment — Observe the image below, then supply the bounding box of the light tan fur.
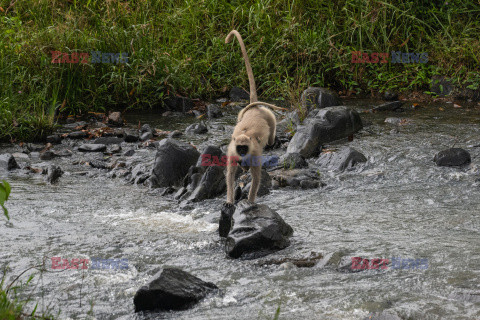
[225,30,283,204]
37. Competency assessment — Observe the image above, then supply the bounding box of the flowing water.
[1,100,479,319]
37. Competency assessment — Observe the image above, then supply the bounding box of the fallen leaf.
[454,104,462,108]
[439,107,444,111]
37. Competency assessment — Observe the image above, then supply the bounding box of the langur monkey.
[225,30,286,204]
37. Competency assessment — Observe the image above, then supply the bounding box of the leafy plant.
[0,180,11,220]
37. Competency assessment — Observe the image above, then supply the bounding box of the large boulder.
[287,106,363,158]
[181,166,226,202]
[0,154,19,171]
[279,152,308,169]
[78,144,107,152]
[236,169,272,201]
[224,200,294,258]
[434,148,471,167]
[133,267,218,312]
[300,87,341,112]
[147,139,199,188]
[316,147,367,171]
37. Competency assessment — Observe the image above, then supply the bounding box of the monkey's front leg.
[247,164,262,203]
[226,160,237,204]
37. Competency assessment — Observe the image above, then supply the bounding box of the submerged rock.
[434,148,471,167]
[45,165,63,184]
[133,267,218,312]
[0,154,19,171]
[148,139,199,188]
[372,101,403,112]
[300,87,341,112]
[207,104,223,118]
[225,200,293,259]
[316,147,367,171]
[287,106,363,158]
[185,122,208,135]
[279,152,308,169]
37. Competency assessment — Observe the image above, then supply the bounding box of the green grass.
[1,0,479,141]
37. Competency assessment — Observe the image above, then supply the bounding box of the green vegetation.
[1,0,479,141]
[1,267,57,320]
[0,180,11,220]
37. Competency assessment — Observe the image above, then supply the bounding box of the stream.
[1,99,479,319]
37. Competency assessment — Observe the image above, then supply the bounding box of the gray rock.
[133,267,217,312]
[237,169,272,201]
[148,139,200,188]
[124,134,139,142]
[229,87,250,101]
[185,122,208,135]
[207,104,223,118]
[68,131,88,139]
[434,148,471,167]
[78,144,107,152]
[300,87,341,112]
[108,111,123,126]
[182,166,226,202]
[372,101,403,112]
[225,200,293,258]
[0,154,19,171]
[316,147,367,171]
[300,179,319,189]
[45,165,63,184]
[124,149,135,157]
[287,106,363,158]
[46,135,62,144]
[168,130,183,138]
[196,146,224,167]
[93,137,124,145]
[140,124,154,141]
[108,145,122,153]
[40,150,55,160]
[279,153,308,169]
[63,121,87,129]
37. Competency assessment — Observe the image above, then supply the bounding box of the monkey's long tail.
[237,101,288,122]
[225,30,257,103]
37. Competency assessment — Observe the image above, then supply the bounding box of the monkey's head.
[233,134,252,156]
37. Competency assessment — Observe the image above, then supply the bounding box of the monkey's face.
[233,134,251,157]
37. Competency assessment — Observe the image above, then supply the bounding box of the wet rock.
[68,131,88,139]
[182,166,226,202]
[46,135,62,144]
[219,203,235,238]
[185,122,208,135]
[383,90,399,101]
[128,163,151,184]
[108,111,123,126]
[258,252,323,268]
[271,169,323,189]
[300,179,319,189]
[196,146,224,167]
[207,104,223,118]
[225,200,293,259]
[108,145,122,154]
[78,144,107,152]
[148,139,200,188]
[236,169,272,201]
[40,150,56,160]
[229,87,250,101]
[125,133,139,142]
[430,76,453,97]
[124,149,135,157]
[45,165,63,184]
[133,267,218,312]
[11,153,28,160]
[287,106,363,158]
[300,87,341,112]
[94,137,124,145]
[372,101,403,112]
[140,124,154,141]
[384,117,411,125]
[164,95,194,113]
[64,121,87,129]
[0,154,19,171]
[316,147,367,171]
[279,153,308,169]
[434,148,471,167]
[168,130,182,138]
[88,160,109,169]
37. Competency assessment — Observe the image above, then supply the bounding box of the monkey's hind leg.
[247,165,262,203]
[226,161,238,204]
